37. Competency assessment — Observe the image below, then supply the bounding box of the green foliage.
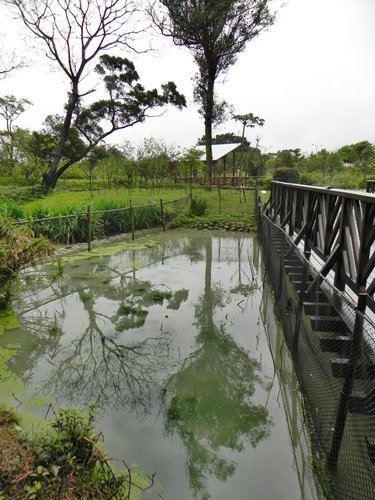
[35,407,96,468]
[273,167,301,183]
[337,140,374,164]
[154,0,274,183]
[299,171,326,186]
[257,175,272,190]
[0,216,53,309]
[0,185,45,204]
[0,198,27,219]
[189,195,208,217]
[331,169,367,189]
[17,406,145,498]
[30,205,102,244]
[197,132,249,148]
[0,176,15,185]
[20,200,162,244]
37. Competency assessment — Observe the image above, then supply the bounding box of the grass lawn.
[24,186,256,218]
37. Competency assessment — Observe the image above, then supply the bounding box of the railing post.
[292,250,310,357]
[87,205,92,252]
[333,198,346,291]
[328,292,367,471]
[130,200,135,241]
[276,233,285,302]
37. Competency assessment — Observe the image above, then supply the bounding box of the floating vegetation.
[0,310,19,336]
[115,304,149,331]
[147,290,173,304]
[167,289,189,310]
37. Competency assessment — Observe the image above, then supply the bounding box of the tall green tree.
[151,0,275,184]
[197,132,249,148]
[0,95,32,133]
[232,112,265,146]
[6,0,186,190]
[0,95,32,173]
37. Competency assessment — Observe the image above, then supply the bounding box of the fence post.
[327,292,367,471]
[218,186,222,214]
[292,250,310,357]
[276,232,285,302]
[160,199,166,232]
[87,205,92,252]
[254,177,261,222]
[130,200,135,241]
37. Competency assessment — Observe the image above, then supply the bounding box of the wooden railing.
[265,181,375,313]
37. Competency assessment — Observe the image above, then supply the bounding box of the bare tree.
[0,52,26,79]
[5,0,185,190]
[150,0,275,185]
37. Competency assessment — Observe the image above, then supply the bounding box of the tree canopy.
[151,0,275,184]
[5,0,186,190]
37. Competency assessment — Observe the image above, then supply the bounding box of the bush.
[0,185,46,203]
[0,217,53,309]
[189,195,208,216]
[0,199,27,219]
[258,175,272,190]
[331,169,365,189]
[2,406,146,499]
[299,172,326,186]
[273,167,301,184]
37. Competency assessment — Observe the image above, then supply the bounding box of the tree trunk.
[42,84,79,191]
[204,78,215,187]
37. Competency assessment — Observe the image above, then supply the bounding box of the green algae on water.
[0,344,25,404]
[0,310,19,336]
[53,238,160,263]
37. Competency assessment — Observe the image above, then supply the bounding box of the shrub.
[12,407,145,499]
[0,217,53,309]
[0,185,46,203]
[0,199,27,219]
[258,175,272,190]
[273,167,301,184]
[331,169,365,189]
[189,195,208,216]
[299,172,326,186]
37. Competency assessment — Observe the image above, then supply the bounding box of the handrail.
[265,181,375,313]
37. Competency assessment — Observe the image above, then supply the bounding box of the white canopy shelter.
[195,143,242,162]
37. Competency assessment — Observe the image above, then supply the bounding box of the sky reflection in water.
[1,230,318,500]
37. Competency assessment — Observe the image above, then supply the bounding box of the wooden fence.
[264,181,375,313]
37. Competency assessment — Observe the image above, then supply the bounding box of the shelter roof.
[195,143,242,162]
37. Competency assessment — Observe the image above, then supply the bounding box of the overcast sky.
[1,0,375,155]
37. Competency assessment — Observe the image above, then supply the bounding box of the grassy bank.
[22,186,254,218]
[0,186,256,245]
[0,405,153,499]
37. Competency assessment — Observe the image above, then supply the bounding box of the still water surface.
[1,230,319,499]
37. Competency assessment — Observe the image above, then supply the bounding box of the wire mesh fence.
[14,195,191,246]
[260,215,375,499]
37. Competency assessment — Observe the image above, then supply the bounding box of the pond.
[0,229,320,499]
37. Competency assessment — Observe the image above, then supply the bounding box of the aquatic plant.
[0,405,156,499]
[189,195,208,217]
[0,216,53,310]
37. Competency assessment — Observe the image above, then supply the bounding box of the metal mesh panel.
[260,214,375,500]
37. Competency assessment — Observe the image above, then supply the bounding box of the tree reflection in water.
[161,238,272,498]
[4,233,273,498]
[11,262,188,417]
